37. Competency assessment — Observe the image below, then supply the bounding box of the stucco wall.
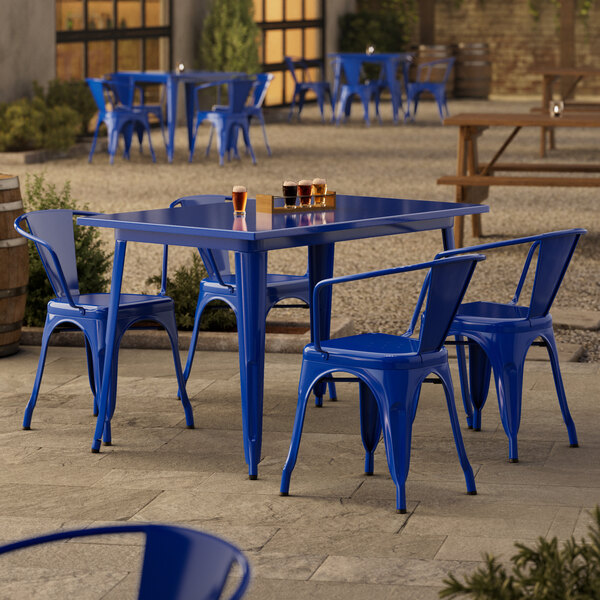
[434,0,600,97]
[324,0,357,81]
[0,0,55,103]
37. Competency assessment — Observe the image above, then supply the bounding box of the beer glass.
[232,185,248,215]
[298,180,312,206]
[312,178,327,206]
[282,181,297,208]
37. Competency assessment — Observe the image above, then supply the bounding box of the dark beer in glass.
[282,181,297,208]
[298,179,312,206]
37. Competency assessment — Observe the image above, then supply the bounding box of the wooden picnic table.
[532,66,600,156]
[437,111,600,246]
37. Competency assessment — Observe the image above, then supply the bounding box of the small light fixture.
[366,44,375,56]
[177,62,185,74]
[549,99,564,118]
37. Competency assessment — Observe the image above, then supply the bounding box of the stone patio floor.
[0,341,598,599]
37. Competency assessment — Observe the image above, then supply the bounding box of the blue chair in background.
[437,229,586,463]
[86,77,156,164]
[189,78,256,165]
[14,210,193,452]
[246,72,274,156]
[280,254,485,513]
[332,56,381,126]
[404,56,455,123]
[0,523,251,600]
[284,56,333,122]
[164,195,337,405]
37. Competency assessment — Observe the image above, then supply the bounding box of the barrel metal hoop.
[0,285,28,299]
[0,342,20,357]
[0,321,22,334]
[0,176,19,191]
[0,200,24,212]
[0,237,27,248]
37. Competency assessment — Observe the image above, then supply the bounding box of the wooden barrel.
[0,175,29,357]
[411,44,455,99]
[454,42,492,99]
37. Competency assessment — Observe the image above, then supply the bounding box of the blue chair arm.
[311,255,485,354]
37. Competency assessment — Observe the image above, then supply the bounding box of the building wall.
[434,0,600,97]
[324,0,356,81]
[0,0,55,103]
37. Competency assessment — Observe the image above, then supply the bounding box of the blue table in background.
[110,70,244,162]
[328,53,413,124]
[78,195,488,478]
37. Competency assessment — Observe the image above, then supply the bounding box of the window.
[56,0,171,79]
[253,0,325,106]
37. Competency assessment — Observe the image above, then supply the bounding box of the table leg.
[540,74,554,158]
[92,239,127,453]
[184,81,196,153]
[234,251,268,479]
[165,77,178,163]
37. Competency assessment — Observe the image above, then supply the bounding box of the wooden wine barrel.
[411,44,455,99]
[454,42,492,99]
[0,175,29,357]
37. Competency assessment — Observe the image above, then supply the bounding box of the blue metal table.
[78,195,488,478]
[328,53,413,124]
[110,70,244,162]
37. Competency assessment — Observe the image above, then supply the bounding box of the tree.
[198,0,261,74]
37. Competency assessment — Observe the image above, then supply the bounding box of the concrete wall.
[0,0,56,103]
[324,0,356,81]
[172,0,207,72]
[434,0,600,97]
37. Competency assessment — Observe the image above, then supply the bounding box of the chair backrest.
[251,73,274,109]
[169,196,232,278]
[228,78,255,113]
[340,57,363,87]
[86,77,120,113]
[0,524,251,600]
[415,56,455,85]
[435,228,586,320]
[284,56,300,84]
[14,209,96,301]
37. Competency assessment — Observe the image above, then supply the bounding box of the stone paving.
[0,342,598,599]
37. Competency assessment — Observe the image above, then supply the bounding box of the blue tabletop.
[78,195,488,252]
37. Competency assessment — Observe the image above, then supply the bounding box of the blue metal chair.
[404,57,455,123]
[86,77,156,164]
[165,195,337,406]
[14,210,193,452]
[284,56,333,122]
[280,254,485,513]
[331,56,381,126]
[437,229,586,463]
[0,523,250,600]
[189,78,256,165]
[245,72,274,156]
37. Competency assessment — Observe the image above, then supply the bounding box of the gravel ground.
[7,98,599,360]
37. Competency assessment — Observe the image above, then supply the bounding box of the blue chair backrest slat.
[340,59,363,86]
[24,209,81,299]
[284,57,300,84]
[86,77,109,113]
[252,73,274,108]
[229,79,254,113]
[419,257,480,353]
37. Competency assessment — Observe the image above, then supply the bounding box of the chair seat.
[305,333,447,370]
[452,301,550,334]
[49,293,173,315]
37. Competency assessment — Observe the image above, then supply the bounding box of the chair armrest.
[311,255,485,354]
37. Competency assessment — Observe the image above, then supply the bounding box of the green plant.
[440,506,600,599]
[146,253,237,332]
[0,96,80,152]
[35,79,97,136]
[339,0,417,54]
[198,0,260,74]
[22,174,112,327]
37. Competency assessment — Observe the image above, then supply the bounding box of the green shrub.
[146,253,237,332]
[338,0,416,54]
[22,174,112,327]
[35,79,97,136]
[198,0,260,74]
[440,506,600,599]
[0,96,80,152]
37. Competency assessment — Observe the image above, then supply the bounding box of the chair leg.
[359,381,381,475]
[297,90,307,120]
[240,124,256,165]
[455,335,474,428]
[360,91,371,126]
[467,340,492,431]
[84,337,98,416]
[280,362,318,495]
[22,320,55,429]
[437,363,477,496]
[315,89,326,123]
[288,90,298,121]
[258,114,272,156]
[142,120,156,163]
[544,332,578,447]
[88,121,101,163]
[182,294,206,385]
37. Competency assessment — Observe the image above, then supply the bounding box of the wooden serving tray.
[256,192,336,214]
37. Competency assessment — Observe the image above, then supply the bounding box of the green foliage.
[440,506,600,599]
[528,0,596,24]
[35,79,97,136]
[198,0,260,74]
[339,0,417,54]
[0,96,80,152]
[22,174,111,327]
[146,253,237,332]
